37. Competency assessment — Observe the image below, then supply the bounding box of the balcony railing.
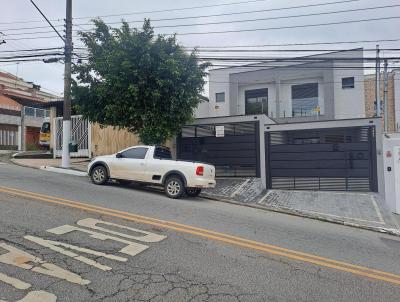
[23,106,50,118]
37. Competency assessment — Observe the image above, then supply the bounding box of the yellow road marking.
[0,185,400,286]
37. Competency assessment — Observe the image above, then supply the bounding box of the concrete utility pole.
[375,45,381,116]
[383,59,389,133]
[62,0,73,168]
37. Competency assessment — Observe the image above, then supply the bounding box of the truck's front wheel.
[164,176,184,199]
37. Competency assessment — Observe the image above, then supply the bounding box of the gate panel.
[0,124,18,150]
[54,115,89,157]
[177,122,259,177]
[266,126,377,192]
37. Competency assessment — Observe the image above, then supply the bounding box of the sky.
[0,0,399,97]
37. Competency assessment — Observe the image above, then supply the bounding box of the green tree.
[72,19,209,145]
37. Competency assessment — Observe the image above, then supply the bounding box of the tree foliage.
[72,19,209,145]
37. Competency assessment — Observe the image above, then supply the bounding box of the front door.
[110,147,148,181]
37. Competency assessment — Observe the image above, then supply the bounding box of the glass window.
[291,83,318,117]
[216,92,225,103]
[342,77,355,89]
[154,147,172,159]
[121,147,148,159]
[245,88,268,115]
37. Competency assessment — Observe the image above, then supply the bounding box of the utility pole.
[375,45,381,116]
[383,59,389,133]
[62,0,72,168]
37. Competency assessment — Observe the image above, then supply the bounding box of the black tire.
[90,165,108,185]
[164,175,185,199]
[185,188,201,197]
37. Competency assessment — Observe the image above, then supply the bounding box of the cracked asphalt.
[1,160,400,301]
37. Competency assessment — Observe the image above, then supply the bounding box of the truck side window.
[154,147,172,159]
[121,147,148,159]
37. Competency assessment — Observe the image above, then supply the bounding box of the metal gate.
[0,124,18,150]
[266,126,377,192]
[54,115,90,157]
[177,122,260,177]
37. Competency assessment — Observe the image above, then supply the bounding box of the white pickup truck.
[88,145,216,199]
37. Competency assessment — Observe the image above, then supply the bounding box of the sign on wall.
[215,125,225,137]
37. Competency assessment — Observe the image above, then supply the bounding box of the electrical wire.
[4,3,399,35]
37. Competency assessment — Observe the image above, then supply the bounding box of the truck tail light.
[196,166,204,176]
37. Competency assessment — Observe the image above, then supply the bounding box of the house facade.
[196,49,366,122]
[0,71,57,150]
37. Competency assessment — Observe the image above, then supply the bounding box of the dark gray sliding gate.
[265,126,377,192]
[177,122,260,177]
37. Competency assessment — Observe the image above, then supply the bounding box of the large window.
[291,83,319,117]
[245,88,268,115]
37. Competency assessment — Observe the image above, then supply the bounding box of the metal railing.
[23,106,50,118]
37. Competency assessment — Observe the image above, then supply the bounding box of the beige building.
[364,71,398,133]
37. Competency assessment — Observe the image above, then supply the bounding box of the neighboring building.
[196,49,366,122]
[0,71,59,150]
[364,70,399,133]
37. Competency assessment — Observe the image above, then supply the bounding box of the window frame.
[153,146,172,160]
[120,147,148,159]
[291,83,319,117]
[215,92,225,103]
[342,77,355,89]
[244,88,268,115]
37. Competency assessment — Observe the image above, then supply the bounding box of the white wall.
[333,55,365,119]
[207,69,231,117]
[394,70,400,131]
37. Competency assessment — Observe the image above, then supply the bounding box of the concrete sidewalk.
[11,158,89,172]
[203,178,400,236]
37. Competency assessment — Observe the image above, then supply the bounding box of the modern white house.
[196,49,366,122]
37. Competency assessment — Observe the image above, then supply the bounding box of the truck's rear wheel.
[164,176,184,199]
[185,188,201,197]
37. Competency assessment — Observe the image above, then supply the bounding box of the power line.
[6,15,400,41]
[0,0,271,26]
[185,38,400,48]
[196,56,400,61]
[71,0,364,28]
[29,0,65,42]
[146,4,400,30]
[184,48,400,52]
[1,0,365,33]
[174,15,400,35]
[73,0,271,19]
[0,47,63,53]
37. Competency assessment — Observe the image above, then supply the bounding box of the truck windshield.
[40,122,50,133]
[154,147,172,159]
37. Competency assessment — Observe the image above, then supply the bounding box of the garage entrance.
[265,126,378,192]
[177,121,260,177]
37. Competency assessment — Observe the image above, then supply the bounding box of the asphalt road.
[0,161,400,301]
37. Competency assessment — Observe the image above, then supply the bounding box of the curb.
[39,166,87,177]
[201,193,400,237]
[10,159,87,177]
